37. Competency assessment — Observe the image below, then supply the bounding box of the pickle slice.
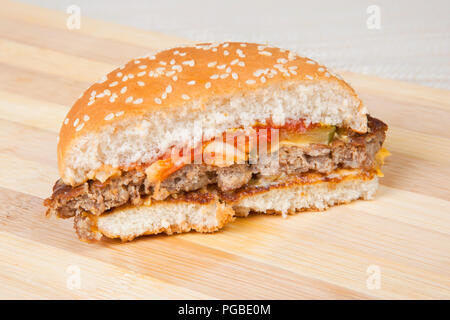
[280,126,336,147]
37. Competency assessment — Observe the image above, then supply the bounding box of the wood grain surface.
[0,0,449,299]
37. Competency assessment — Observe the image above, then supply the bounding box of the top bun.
[58,42,367,186]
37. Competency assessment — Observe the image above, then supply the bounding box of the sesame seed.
[318,67,325,72]
[217,64,226,69]
[138,65,147,69]
[170,59,175,65]
[306,60,316,65]
[137,71,146,77]
[226,67,232,73]
[277,58,287,64]
[246,79,256,85]
[205,82,211,89]
[259,51,272,56]
[134,60,140,64]
[166,85,173,93]
[172,65,182,72]
[116,72,123,77]
[238,61,245,67]
[73,118,79,127]
[104,113,114,121]
[208,61,217,67]
[96,93,105,98]
[236,49,245,58]
[212,48,217,52]
[109,96,116,103]
[253,69,266,77]
[305,75,313,80]
[104,89,111,96]
[83,115,90,121]
[166,71,176,77]
[290,70,298,75]
[126,96,133,103]
[240,43,247,47]
[220,73,229,79]
[187,80,196,85]
[223,50,229,56]
[122,76,128,82]
[64,118,69,125]
[210,74,219,80]
[179,52,187,56]
[181,94,190,100]
[97,75,107,83]
[230,59,239,65]
[182,60,195,67]
[116,111,124,117]
[75,123,84,132]
[137,81,145,86]
[120,86,127,94]
[109,81,118,87]
[159,61,167,65]
[173,50,179,55]
[154,98,162,104]
[90,90,96,97]
[162,92,167,99]
[261,76,266,83]
[128,74,134,79]
[232,73,238,80]
[172,75,178,81]
[87,100,94,106]
[222,43,229,48]
[133,98,143,104]
[289,66,298,70]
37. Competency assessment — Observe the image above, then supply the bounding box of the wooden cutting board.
[0,0,449,299]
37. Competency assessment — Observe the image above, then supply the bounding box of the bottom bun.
[75,173,378,241]
[232,175,379,217]
[75,195,235,241]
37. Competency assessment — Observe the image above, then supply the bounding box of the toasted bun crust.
[76,174,377,241]
[58,42,368,185]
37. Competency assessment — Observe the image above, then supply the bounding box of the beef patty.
[45,116,386,218]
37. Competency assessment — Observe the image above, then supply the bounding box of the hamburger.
[44,42,388,241]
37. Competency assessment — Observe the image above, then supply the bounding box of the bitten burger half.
[45,42,388,241]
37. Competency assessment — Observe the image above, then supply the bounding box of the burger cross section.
[44,42,388,241]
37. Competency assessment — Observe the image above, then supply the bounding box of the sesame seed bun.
[58,42,368,186]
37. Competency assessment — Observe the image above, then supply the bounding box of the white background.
[19,0,450,89]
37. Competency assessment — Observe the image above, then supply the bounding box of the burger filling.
[45,116,387,218]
